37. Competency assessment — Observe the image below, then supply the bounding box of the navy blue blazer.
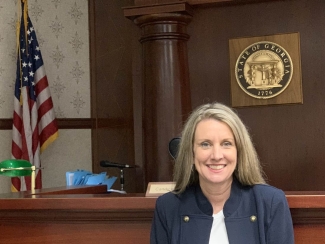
[150,179,294,244]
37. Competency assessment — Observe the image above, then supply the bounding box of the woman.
[150,103,294,244]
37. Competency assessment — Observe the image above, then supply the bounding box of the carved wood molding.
[131,0,283,9]
[0,209,154,223]
[186,0,283,6]
[134,13,192,42]
[291,208,325,225]
[0,118,132,130]
[0,118,94,130]
[2,206,324,225]
[286,192,325,209]
[0,119,13,130]
[124,2,193,19]
[1,195,325,224]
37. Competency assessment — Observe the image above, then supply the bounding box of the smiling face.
[193,118,237,190]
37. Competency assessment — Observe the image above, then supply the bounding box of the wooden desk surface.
[0,187,325,243]
[1,186,325,210]
[0,191,156,211]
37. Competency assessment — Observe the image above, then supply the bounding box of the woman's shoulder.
[251,183,287,203]
[252,183,285,193]
[154,192,183,217]
[157,191,179,203]
[155,186,196,209]
[155,191,182,210]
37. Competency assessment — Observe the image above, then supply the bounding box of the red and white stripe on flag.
[11,1,58,192]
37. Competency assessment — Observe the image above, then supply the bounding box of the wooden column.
[125,3,193,184]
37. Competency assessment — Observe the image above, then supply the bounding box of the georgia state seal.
[235,41,293,99]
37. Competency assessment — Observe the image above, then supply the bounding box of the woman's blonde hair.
[173,102,265,194]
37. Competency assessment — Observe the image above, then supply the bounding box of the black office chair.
[168,137,181,160]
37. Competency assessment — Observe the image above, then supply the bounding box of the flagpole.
[31,165,35,193]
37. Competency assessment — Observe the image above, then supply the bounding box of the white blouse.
[209,210,230,244]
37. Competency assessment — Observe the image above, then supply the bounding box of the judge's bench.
[0,185,325,244]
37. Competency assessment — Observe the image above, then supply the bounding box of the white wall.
[0,0,91,193]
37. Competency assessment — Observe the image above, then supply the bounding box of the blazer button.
[250,215,257,222]
[183,216,190,222]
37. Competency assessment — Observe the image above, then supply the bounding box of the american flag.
[11,1,58,192]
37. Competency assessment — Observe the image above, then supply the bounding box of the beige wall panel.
[0,129,92,193]
[0,0,90,118]
[41,129,92,189]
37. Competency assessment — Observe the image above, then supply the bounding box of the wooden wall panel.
[89,0,325,192]
[89,0,138,192]
[187,0,325,190]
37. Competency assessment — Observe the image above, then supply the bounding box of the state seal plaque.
[229,33,303,107]
[235,42,293,99]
